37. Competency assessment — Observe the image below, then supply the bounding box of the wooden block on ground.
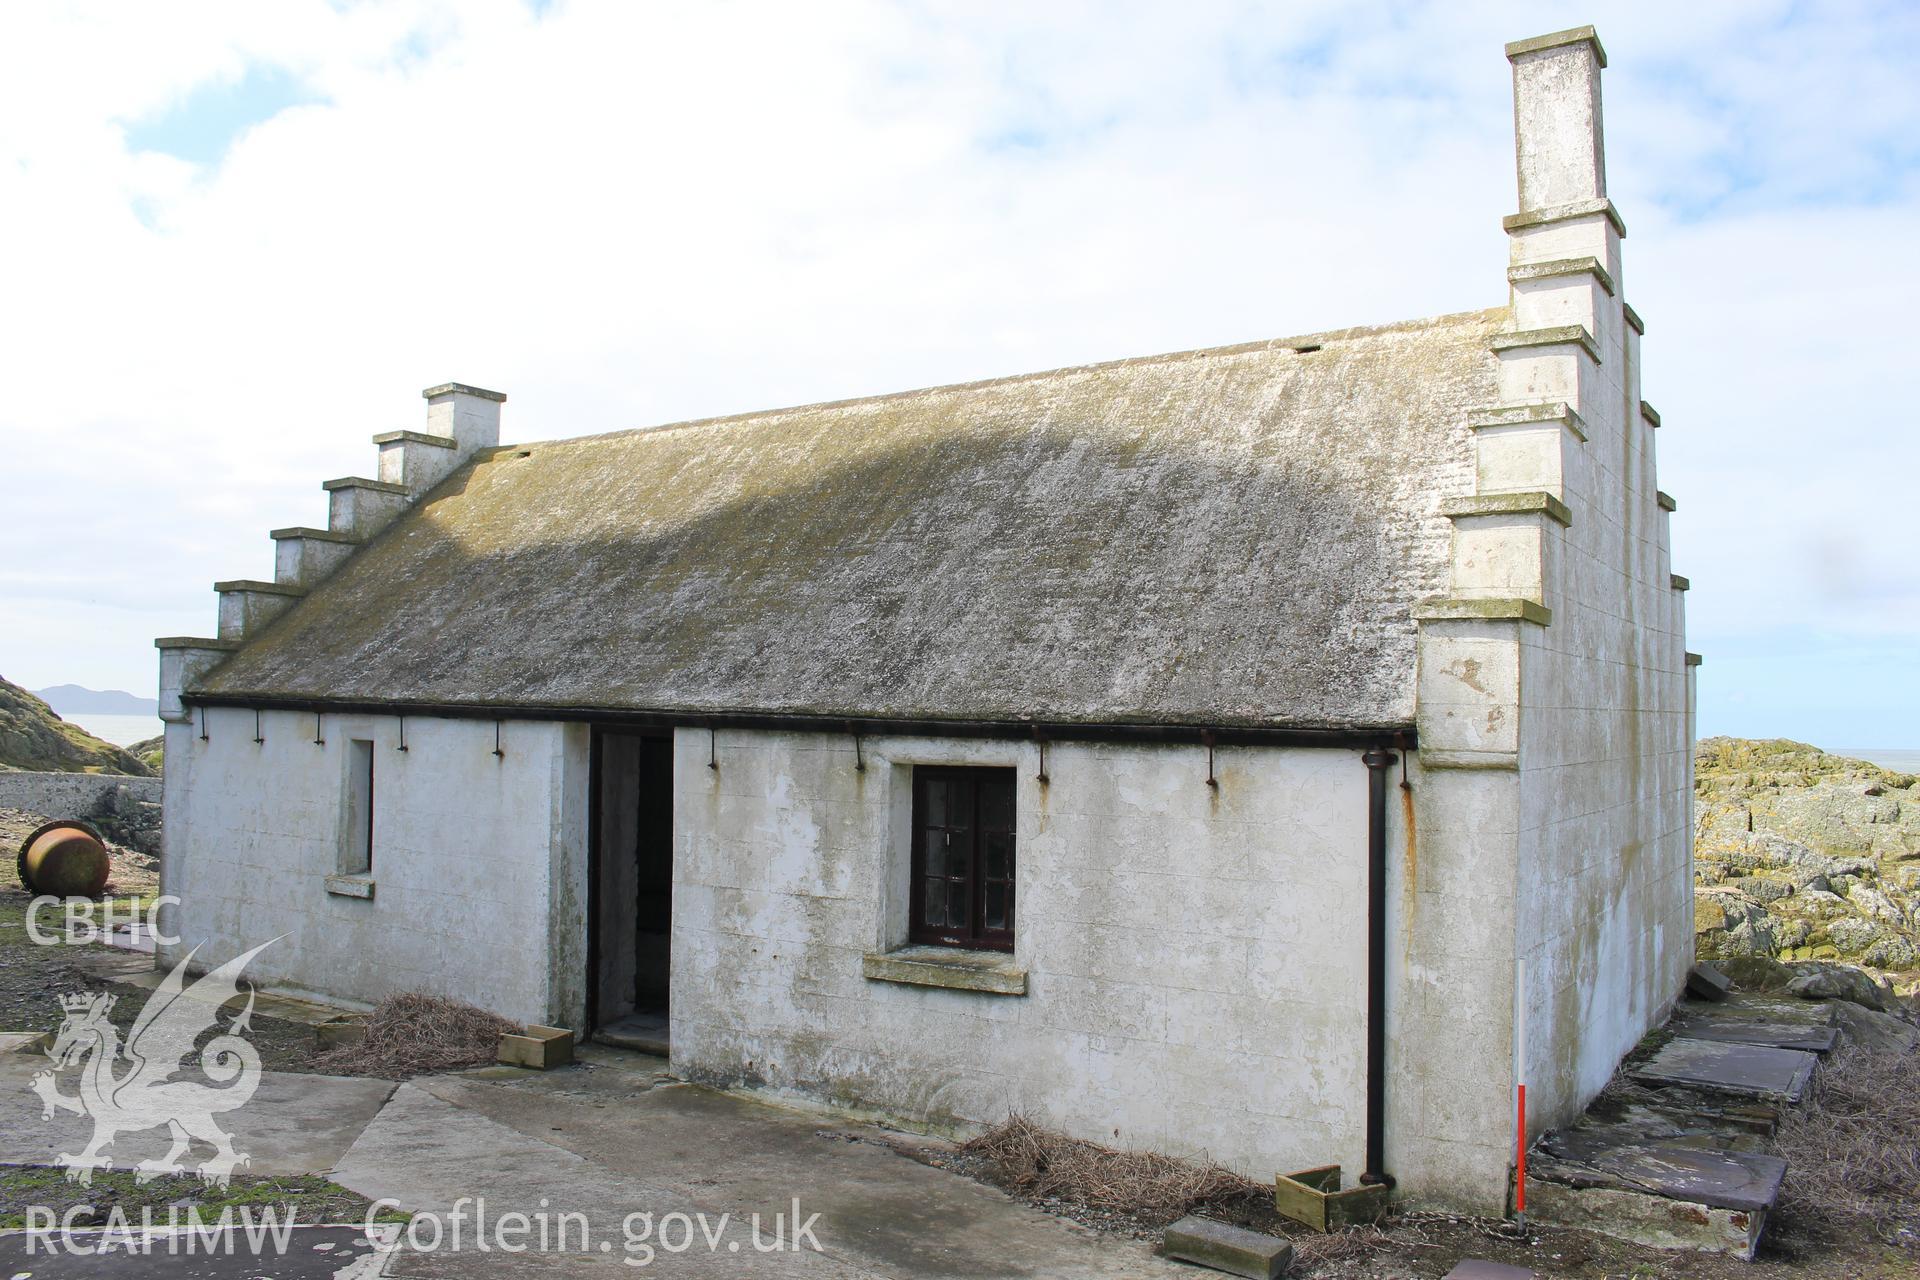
[498,1024,575,1069]
[1273,1165,1389,1232]
[1163,1216,1292,1279]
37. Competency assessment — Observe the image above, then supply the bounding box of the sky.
[1,0,1916,749]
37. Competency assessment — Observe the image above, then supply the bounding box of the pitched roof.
[196,308,1503,730]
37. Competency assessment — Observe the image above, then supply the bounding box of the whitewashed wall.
[157,709,590,1027]
[1511,302,1693,1130]
[1399,32,1694,1211]
[670,729,1379,1180]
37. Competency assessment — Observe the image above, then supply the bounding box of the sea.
[62,713,166,747]
[1831,748,1920,774]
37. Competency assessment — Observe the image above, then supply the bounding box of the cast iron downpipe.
[1360,744,1398,1189]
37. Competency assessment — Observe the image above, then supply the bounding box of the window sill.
[861,945,1026,996]
[325,875,376,900]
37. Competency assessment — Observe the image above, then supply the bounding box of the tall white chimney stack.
[1507,27,1608,214]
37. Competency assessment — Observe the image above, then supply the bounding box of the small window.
[911,767,1015,951]
[342,739,374,876]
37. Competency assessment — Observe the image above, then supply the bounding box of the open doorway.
[590,730,673,1053]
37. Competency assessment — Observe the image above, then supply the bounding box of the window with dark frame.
[910,767,1015,951]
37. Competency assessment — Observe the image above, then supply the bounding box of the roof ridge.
[515,305,1507,450]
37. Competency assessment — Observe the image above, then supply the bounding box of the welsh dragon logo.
[32,940,275,1187]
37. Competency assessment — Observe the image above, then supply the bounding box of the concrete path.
[2,1044,1187,1278]
[0,1053,395,1175]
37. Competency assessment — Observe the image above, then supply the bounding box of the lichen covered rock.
[1694,738,1919,995]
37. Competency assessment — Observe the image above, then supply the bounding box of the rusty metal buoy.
[17,819,110,898]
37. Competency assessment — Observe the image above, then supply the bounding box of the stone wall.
[0,770,161,816]
[157,709,589,1025]
[0,771,163,854]
[670,728,1384,1182]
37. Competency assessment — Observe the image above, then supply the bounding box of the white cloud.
[0,0,1915,742]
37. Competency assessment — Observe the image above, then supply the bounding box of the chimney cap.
[1505,26,1606,68]
[422,382,507,403]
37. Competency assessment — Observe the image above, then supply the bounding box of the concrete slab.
[1163,1215,1291,1278]
[593,1011,668,1056]
[1444,1262,1538,1280]
[1631,1037,1817,1103]
[70,948,157,984]
[336,1083,868,1276]
[97,966,361,1029]
[0,1224,383,1278]
[0,1056,394,1176]
[336,1050,1186,1278]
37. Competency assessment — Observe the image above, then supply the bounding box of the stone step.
[1632,1037,1817,1104]
[1668,1016,1839,1054]
[1528,1138,1785,1261]
[593,1012,669,1058]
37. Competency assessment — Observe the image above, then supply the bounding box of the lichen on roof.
[198,309,1504,730]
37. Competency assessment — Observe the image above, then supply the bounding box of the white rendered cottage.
[155,27,1694,1210]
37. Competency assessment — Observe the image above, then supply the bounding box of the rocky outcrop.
[0,676,153,776]
[128,734,164,774]
[1695,738,1919,991]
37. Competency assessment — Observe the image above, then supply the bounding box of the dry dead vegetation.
[314,992,518,1079]
[1774,1043,1920,1244]
[959,1113,1263,1229]
[943,1047,1920,1278]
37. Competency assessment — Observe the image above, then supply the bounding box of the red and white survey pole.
[1514,956,1528,1228]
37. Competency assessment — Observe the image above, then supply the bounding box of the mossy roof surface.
[200,309,1503,729]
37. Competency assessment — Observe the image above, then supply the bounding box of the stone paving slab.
[1666,1017,1838,1053]
[104,967,357,1028]
[1566,1099,1768,1154]
[1680,992,1835,1027]
[1631,1037,1817,1103]
[1537,1129,1788,1213]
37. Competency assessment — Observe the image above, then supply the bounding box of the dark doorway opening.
[590,730,673,1053]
